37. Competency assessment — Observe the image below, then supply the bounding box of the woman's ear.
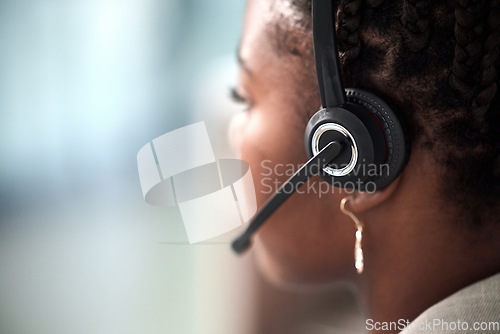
[348,176,402,212]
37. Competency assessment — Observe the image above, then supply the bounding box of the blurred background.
[0,0,363,333]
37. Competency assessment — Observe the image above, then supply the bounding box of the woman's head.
[230,0,500,284]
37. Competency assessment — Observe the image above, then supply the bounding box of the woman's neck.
[358,210,500,334]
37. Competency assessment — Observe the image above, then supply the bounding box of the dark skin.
[229,0,500,332]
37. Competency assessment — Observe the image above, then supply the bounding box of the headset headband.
[313,0,345,107]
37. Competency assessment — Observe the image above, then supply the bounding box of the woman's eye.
[229,86,251,110]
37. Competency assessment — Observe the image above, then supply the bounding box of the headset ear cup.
[304,88,409,191]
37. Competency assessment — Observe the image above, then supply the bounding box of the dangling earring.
[340,196,364,274]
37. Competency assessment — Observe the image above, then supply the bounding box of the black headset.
[232,0,409,254]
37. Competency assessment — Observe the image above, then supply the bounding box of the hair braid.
[337,0,363,60]
[400,0,431,52]
[449,0,488,101]
[471,0,500,127]
[366,0,385,7]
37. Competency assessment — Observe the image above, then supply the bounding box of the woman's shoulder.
[401,273,500,333]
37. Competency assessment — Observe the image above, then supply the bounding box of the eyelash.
[229,86,251,110]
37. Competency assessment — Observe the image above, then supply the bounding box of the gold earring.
[340,196,364,274]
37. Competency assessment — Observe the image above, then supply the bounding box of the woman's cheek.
[228,112,266,197]
[245,116,284,208]
[228,112,249,154]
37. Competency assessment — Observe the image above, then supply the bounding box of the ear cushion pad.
[345,88,409,190]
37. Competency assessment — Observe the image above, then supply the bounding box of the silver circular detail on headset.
[311,123,358,177]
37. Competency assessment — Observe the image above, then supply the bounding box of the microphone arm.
[231,141,343,254]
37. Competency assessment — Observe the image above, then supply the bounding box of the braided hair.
[277,0,500,224]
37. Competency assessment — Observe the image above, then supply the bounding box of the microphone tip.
[231,235,252,254]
